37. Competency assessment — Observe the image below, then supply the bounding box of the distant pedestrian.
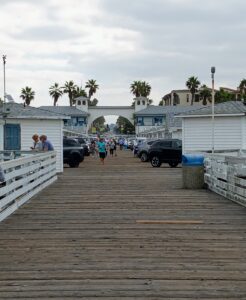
[97,138,107,164]
[109,140,115,157]
[40,135,54,151]
[119,139,124,150]
[31,134,42,151]
[90,140,97,158]
[113,139,117,156]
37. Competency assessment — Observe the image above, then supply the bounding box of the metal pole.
[2,55,6,103]
[211,67,215,154]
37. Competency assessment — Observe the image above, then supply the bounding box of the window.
[186,94,189,102]
[137,100,140,105]
[153,117,163,126]
[83,100,86,105]
[195,94,200,102]
[78,117,85,126]
[77,100,81,105]
[63,139,79,147]
[137,117,144,126]
[142,100,145,105]
[172,140,182,148]
[4,124,21,150]
[160,141,172,148]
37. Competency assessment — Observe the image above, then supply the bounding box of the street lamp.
[2,55,6,103]
[211,66,216,154]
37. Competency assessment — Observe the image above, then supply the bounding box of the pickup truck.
[63,137,84,168]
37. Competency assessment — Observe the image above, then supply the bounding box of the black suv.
[63,138,84,168]
[148,139,182,168]
[75,137,90,156]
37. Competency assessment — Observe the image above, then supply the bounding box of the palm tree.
[130,80,152,98]
[239,79,246,100]
[49,83,63,106]
[85,79,99,99]
[63,81,77,106]
[186,76,200,105]
[140,81,151,97]
[73,86,87,99]
[130,81,142,97]
[20,86,35,106]
[199,84,212,105]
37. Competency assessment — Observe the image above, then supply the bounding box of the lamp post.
[211,66,216,154]
[2,55,6,103]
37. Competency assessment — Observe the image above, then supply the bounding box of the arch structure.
[88,106,134,128]
[74,96,148,134]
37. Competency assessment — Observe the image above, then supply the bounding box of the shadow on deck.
[0,150,246,299]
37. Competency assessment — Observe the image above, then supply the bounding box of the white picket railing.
[204,154,246,207]
[0,151,57,222]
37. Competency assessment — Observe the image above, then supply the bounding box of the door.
[4,124,21,150]
[160,140,172,161]
[171,140,182,162]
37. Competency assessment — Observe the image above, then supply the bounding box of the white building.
[179,101,246,154]
[0,102,69,172]
[136,105,203,138]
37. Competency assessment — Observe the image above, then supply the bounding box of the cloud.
[0,0,245,109]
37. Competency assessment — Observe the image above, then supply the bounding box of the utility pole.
[211,66,216,154]
[2,55,6,113]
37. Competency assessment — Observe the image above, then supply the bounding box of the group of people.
[31,134,54,151]
[90,138,117,164]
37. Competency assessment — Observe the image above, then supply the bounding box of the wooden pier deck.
[0,150,246,299]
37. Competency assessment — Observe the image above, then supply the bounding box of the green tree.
[85,79,99,99]
[49,83,63,106]
[215,88,236,103]
[186,76,200,105]
[130,81,142,97]
[63,81,77,106]
[20,86,35,106]
[130,80,151,98]
[74,86,87,98]
[239,79,246,100]
[116,116,135,134]
[199,84,212,105]
[89,98,98,106]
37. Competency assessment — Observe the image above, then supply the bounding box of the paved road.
[0,150,246,299]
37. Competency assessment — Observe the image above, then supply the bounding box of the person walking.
[109,140,115,157]
[113,139,117,156]
[97,137,107,164]
[90,140,97,158]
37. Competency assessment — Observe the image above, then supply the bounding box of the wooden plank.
[0,151,246,299]
[136,220,204,224]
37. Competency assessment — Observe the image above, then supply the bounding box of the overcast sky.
[0,0,245,112]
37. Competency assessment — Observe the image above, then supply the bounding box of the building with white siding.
[0,102,69,172]
[179,101,246,154]
[136,105,203,137]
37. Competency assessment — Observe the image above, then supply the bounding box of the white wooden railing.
[204,154,246,207]
[0,151,57,222]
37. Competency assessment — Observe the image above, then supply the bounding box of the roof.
[0,102,69,120]
[179,101,246,117]
[40,106,88,117]
[135,105,203,116]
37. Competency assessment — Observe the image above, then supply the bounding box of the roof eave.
[176,113,245,118]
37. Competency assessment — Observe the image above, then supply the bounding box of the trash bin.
[182,154,204,189]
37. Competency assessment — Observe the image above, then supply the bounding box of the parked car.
[137,139,159,162]
[63,137,84,168]
[133,137,147,156]
[148,139,182,167]
[74,137,90,156]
